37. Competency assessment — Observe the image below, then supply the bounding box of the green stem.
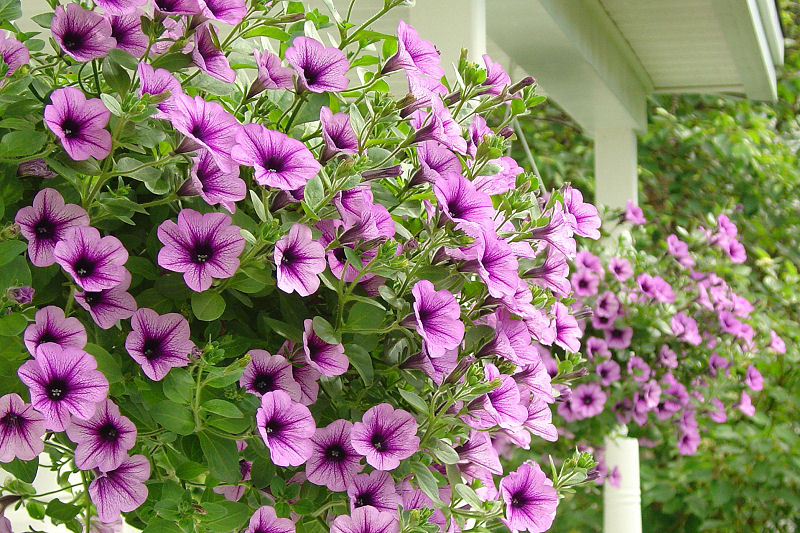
[339,0,404,48]
[140,193,179,209]
[29,483,83,499]
[80,470,92,530]
[283,93,307,132]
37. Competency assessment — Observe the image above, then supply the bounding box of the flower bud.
[7,286,34,304]
[509,76,536,94]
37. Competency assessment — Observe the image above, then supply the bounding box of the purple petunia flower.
[412,141,460,184]
[434,172,495,230]
[231,123,321,190]
[0,393,46,463]
[137,62,182,120]
[181,149,246,213]
[525,246,570,298]
[192,24,236,83]
[157,209,245,292]
[152,0,200,15]
[595,291,620,319]
[74,270,137,330]
[677,427,700,455]
[51,3,116,62]
[608,256,633,282]
[468,363,528,430]
[44,87,112,161]
[66,399,137,472]
[306,419,363,492]
[571,268,599,297]
[18,343,109,431]
[351,403,419,471]
[562,185,601,239]
[347,470,400,512]
[769,330,786,354]
[596,360,621,386]
[481,54,511,95]
[256,390,316,467]
[54,226,128,292]
[125,308,194,381]
[624,199,645,225]
[708,398,727,423]
[106,12,147,57]
[474,156,523,196]
[89,454,150,523]
[585,337,610,360]
[170,94,240,171]
[410,280,464,358]
[459,229,520,298]
[332,506,399,533]
[737,390,755,416]
[244,506,295,533]
[0,31,29,87]
[572,383,606,419]
[744,364,763,391]
[382,20,443,78]
[302,319,349,377]
[199,0,246,25]
[499,462,558,533]
[249,49,294,97]
[240,349,301,401]
[24,305,87,356]
[95,0,146,16]
[627,356,651,382]
[456,430,503,476]
[553,302,581,353]
[320,106,358,162]
[398,480,449,532]
[275,224,326,297]
[605,326,633,350]
[671,312,702,346]
[285,36,349,93]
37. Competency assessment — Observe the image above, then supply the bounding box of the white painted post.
[593,127,638,209]
[408,0,487,73]
[603,437,642,533]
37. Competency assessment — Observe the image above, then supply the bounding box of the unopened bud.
[509,76,536,94]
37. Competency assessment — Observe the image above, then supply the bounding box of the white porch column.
[409,0,486,72]
[603,437,643,533]
[594,127,639,209]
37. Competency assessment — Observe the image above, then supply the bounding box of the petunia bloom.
[199,0,246,25]
[562,185,601,239]
[182,149,246,213]
[572,383,606,419]
[302,319,349,377]
[459,229,520,298]
[0,393,46,463]
[7,286,34,304]
[481,54,511,95]
[244,506,295,533]
[285,36,349,93]
[170,94,240,171]
[74,270,137,330]
[152,0,200,15]
[412,141,461,184]
[525,246,570,297]
[744,365,763,391]
[434,172,495,230]
[553,302,581,353]
[231,123,321,190]
[95,0,147,16]
[0,31,29,86]
[275,224,326,297]
[54,226,128,292]
[88,454,150,523]
[240,349,301,401]
[23,305,87,356]
[382,20,443,78]
[347,470,401,512]
[137,62,182,120]
[44,87,112,161]
[125,308,194,381]
[51,4,115,62]
[351,403,419,471]
[331,506,399,533]
[18,343,108,431]
[250,49,294,96]
[608,256,633,282]
[624,199,646,225]
[66,399,137,472]
[320,106,358,162]
[106,12,147,57]
[410,280,464,358]
[157,209,245,292]
[192,24,236,83]
[306,419,363,491]
[499,462,558,533]
[256,390,316,467]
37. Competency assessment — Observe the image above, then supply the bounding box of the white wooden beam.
[409,0,486,74]
[594,127,638,209]
[604,437,643,533]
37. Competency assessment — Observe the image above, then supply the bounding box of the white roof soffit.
[487,0,651,136]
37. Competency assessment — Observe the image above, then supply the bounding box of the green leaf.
[0,312,26,336]
[45,499,81,521]
[345,344,373,385]
[198,431,240,482]
[249,190,267,222]
[30,12,53,28]
[175,461,207,480]
[141,519,185,533]
[431,440,460,464]
[242,26,290,41]
[163,368,194,404]
[0,0,21,21]
[410,462,442,504]
[312,315,339,344]
[303,175,324,209]
[342,246,363,270]
[108,48,139,70]
[84,343,123,384]
[454,484,483,509]
[152,400,195,435]
[150,52,192,72]
[262,317,303,342]
[1,457,38,483]
[0,130,46,158]
[0,240,26,267]
[202,501,250,532]
[100,93,124,117]
[102,56,131,95]
[345,301,384,331]
[191,291,226,321]
[397,389,428,414]
[201,399,243,418]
